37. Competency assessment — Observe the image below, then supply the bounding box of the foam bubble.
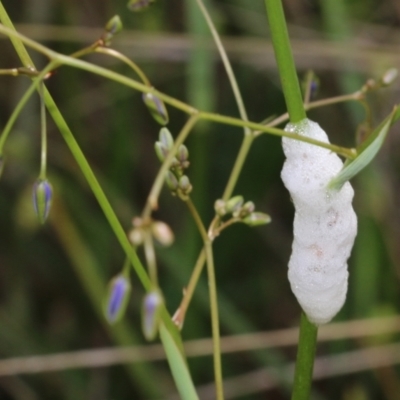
[281,119,357,325]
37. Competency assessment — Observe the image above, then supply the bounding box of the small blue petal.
[142,291,163,341]
[105,275,131,324]
[32,179,53,224]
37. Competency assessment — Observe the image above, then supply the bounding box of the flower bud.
[225,195,243,214]
[127,0,155,12]
[142,290,163,341]
[242,212,271,226]
[177,144,189,163]
[154,142,168,162]
[242,201,255,215]
[165,171,179,192]
[143,91,169,125]
[214,199,227,216]
[105,15,123,35]
[128,227,144,246]
[32,178,53,224]
[380,68,398,86]
[151,221,174,246]
[178,175,192,194]
[159,127,174,150]
[104,275,131,324]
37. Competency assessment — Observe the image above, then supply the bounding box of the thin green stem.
[185,198,208,242]
[195,0,250,135]
[185,198,224,399]
[0,63,55,153]
[204,241,224,400]
[173,249,206,329]
[69,42,100,60]
[39,81,47,179]
[199,111,355,159]
[95,47,151,86]
[0,24,356,159]
[264,0,306,123]
[222,134,254,201]
[143,232,158,286]
[291,313,318,400]
[0,3,151,293]
[0,3,187,360]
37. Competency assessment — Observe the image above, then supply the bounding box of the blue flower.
[32,179,53,224]
[104,275,131,324]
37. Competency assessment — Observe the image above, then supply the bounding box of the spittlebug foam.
[281,119,357,325]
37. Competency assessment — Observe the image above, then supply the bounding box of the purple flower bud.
[142,91,169,126]
[154,142,168,162]
[104,275,131,324]
[105,15,123,35]
[103,15,123,46]
[32,178,53,224]
[159,127,174,150]
[142,290,163,341]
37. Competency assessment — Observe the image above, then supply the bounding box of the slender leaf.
[329,107,397,190]
[159,324,199,400]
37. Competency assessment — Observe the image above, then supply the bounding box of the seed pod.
[104,275,131,324]
[151,221,174,246]
[281,119,357,325]
[32,178,53,224]
[143,92,169,125]
[142,290,163,341]
[242,211,271,226]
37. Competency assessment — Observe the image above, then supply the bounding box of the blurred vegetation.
[0,0,400,399]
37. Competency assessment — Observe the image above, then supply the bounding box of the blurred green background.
[0,0,400,399]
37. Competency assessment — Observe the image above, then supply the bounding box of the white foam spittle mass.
[281,119,357,325]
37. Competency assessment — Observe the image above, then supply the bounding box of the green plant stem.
[264,0,306,123]
[265,91,363,130]
[0,63,55,153]
[222,134,254,200]
[94,47,151,86]
[143,232,158,286]
[0,1,194,394]
[195,0,250,135]
[173,249,207,328]
[0,1,151,318]
[39,81,47,179]
[184,198,224,399]
[204,240,223,400]
[265,1,319,398]
[291,313,318,400]
[0,24,355,159]
[185,198,208,241]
